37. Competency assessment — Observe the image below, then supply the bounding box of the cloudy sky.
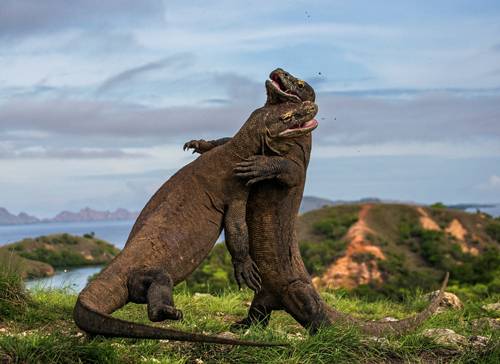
[1,0,499,217]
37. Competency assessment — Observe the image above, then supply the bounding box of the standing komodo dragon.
[185,68,449,336]
[73,93,318,345]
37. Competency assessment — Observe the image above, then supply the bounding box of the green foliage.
[396,222,500,296]
[0,251,29,319]
[312,213,358,240]
[18,248,90,268]
[300,239,347,276]
[486,220,500,242]
[430,202,446,209]
[351,252,376,264]
[185,243,237,293]
[83,232,95,239]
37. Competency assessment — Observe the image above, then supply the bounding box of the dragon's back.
[115,149,230,283]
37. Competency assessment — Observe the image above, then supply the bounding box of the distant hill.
[0,208,39,225]
[0,207,139,225]
[299,196,383,214]
[47,207,138,223]
[298,203,500,297]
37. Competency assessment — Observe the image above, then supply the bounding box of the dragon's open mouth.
[279,118,318,137]
[269,73,302,102]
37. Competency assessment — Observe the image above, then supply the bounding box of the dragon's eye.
[298,83,304,88]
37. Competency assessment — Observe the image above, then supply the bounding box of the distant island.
[0,233,120,278]
[299,196,385,213]
[0,207,139,225]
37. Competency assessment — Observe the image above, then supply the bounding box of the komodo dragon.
[185,68,449,336]
[73,91,319,345]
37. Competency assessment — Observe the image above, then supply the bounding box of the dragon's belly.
[247,181,306,288]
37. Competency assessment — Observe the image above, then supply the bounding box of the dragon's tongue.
[291,118,318,130]
[303,118,317,127]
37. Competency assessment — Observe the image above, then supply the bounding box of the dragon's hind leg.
[128,269,183,322]
[230,289,281,331]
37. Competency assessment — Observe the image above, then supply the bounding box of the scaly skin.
[187,68,448,336]
[73,80,318,346]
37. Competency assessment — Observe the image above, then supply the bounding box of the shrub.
[395,219,500,295]
[0,251,29,319]
[312,214,358,240]
[486,221,500,242]
[18,249,88,268]
[430,202,446,209]
[300,239,347,276]
[185,244,236,293]
[351,252,376,264]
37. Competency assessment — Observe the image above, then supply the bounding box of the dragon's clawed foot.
[233,257,262,292]
[234,155,276,186]
[229,318,252,332]
[183,139,213,154]
[148,304,183,322]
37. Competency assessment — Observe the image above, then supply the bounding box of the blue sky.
[0,0,499,216]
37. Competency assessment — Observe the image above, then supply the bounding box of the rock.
[379,317,398,322]
[364,336,391,348]
[468,335,489,350]
[193,293,213,299]
[482,303,500,313]
[425,291,463,313]
[471,318,500,331]
[286,332,305,341]
[422,328,468,348]
[217,331,238,340]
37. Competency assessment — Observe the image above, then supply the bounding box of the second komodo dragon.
[186,68,449,337]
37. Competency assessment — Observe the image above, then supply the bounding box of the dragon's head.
[250,100,317,155]
[235,69,318,155]
[264,100,318,139]
[265,68,315,104]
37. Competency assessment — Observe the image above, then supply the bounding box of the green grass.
[1,284,498,363]
[0,251,29,319]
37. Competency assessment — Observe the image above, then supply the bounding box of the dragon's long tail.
[323,272,449,336]
[74,276,282,346]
